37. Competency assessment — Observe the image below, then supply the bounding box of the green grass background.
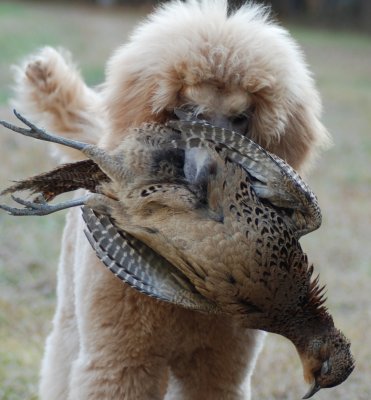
[0,1,370,399]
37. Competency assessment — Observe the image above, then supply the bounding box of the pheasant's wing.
[1,159,108,201]
[166,118,321,237]
[82,207,218,313]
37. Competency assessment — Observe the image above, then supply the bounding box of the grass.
[0,1,370,399]
[0,1,145,101]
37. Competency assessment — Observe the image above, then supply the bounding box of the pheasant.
[0,111,354,398]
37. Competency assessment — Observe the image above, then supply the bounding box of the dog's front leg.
[66,233,171,400]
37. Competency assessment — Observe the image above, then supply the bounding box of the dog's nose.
[207,113,249,136]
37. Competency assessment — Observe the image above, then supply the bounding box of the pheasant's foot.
[0,194,92,216]
[0,110,89,151]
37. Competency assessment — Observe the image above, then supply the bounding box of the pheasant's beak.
[302,380,321,399]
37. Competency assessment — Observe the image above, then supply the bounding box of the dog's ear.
[101,75,159,151]
[247,77,330,175]
[268,103,331,174]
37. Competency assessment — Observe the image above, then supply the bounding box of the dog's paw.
[25,58,55,95]
[22,47,70,97]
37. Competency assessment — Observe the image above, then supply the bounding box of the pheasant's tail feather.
[308,273,328,310]
[81,207,218,313]
[1,159,108,201]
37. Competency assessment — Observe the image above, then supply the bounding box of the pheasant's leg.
[0,194,89,216]
[0,112,115,175]
[0,110,91,151]
[0,112,125,183]
[0,193,117,216]
[170,321,265,400]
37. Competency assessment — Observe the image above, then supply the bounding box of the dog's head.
[102,0,330,172]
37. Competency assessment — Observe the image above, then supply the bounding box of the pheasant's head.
[298,328,354,398]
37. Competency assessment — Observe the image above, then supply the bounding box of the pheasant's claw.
[0,110,54,142]
[13,109,43,133]
[0,110,89,151]
[11,194,40,208]
[0,202,26,216]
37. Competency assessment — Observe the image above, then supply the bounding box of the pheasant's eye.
[321,360,332,375]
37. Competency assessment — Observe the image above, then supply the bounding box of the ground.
[0,2,370,399]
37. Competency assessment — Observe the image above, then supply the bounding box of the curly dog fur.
[13,1,329,399]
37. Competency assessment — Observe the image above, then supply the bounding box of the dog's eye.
[229,113,249,135]
[230,114,247,124]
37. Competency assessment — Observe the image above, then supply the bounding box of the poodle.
[12,1,329,399]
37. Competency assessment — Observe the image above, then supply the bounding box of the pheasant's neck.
[272,308,334,350]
